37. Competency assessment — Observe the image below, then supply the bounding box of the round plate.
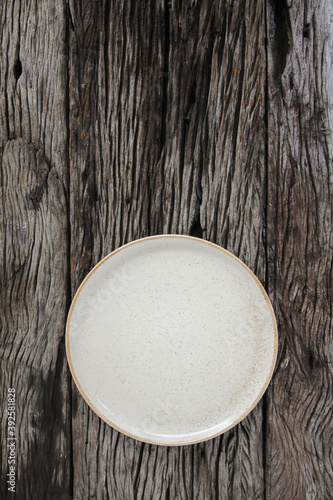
[66,235,277,445]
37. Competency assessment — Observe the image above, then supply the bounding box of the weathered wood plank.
[266,0,333,498]
[69,1,268,498]
[2,0,331,497]
[0,0,69,184]
[0,140,70,499]
[0,1,70,498]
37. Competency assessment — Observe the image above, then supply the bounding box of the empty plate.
[66,235,277,445]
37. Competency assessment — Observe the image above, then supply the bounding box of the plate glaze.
[66,235,277,445]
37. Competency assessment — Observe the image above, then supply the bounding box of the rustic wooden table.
[1,1,332,499]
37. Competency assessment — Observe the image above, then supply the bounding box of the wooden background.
[1,0,332,498]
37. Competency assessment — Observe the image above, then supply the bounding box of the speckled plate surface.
[66,235,278,445]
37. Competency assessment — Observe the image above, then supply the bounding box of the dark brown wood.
[1,0,332,498]
[69,1,268,499]
[0,1,71,499]
[0,139,71,499]
[266,0,333,498]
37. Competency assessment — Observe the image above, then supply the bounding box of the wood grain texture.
[69,0,268,498]
[266,0,333,498]
[0,140,70,499]
[0,1,71,499]
[1,0,332,498]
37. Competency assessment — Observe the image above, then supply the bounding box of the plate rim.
[66,234,278,446]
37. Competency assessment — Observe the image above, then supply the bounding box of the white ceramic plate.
[66,235,277,445]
